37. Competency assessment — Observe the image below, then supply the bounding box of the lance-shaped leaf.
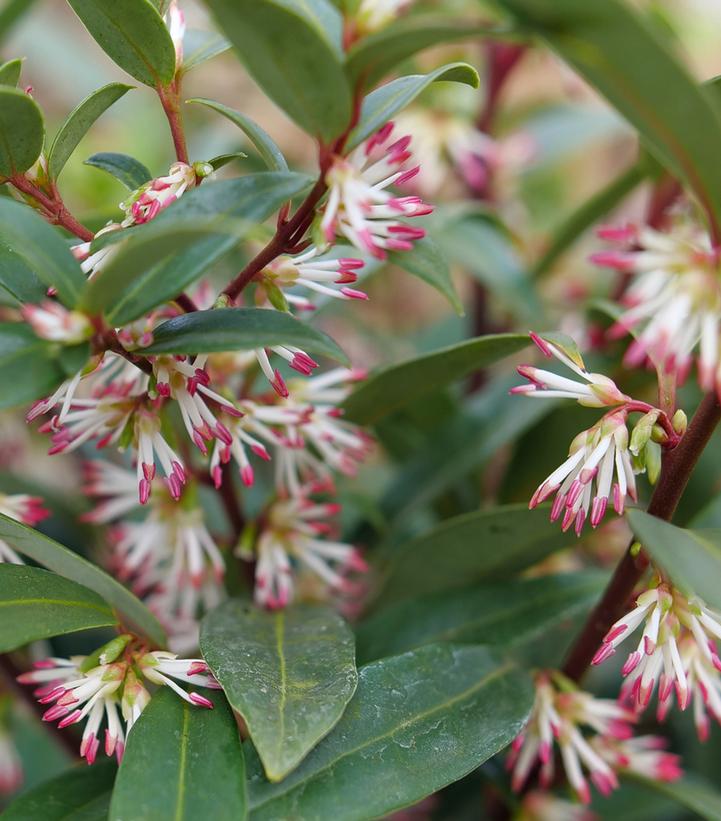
[0,198,86,307]
[357,571,607,664]
[3,760,116,821]
[109,690,246,821]
[247,644,533,820]
[347,63,479,150]
[0,86,44,177]
[201,602,357,781]
[495,0,721,230]
[143,308,348,364]
[181,30,231,73]
[67,0,176,87]
[623,773,721,821]
[48,83,133,180]
[203,0,352,140]
[188,98,288,171]
[377,504,576,605]
[0,244,47,306]
[0,513,165,646]
[342,333,528,425]
[0,564,118,652]
[388,235,463,315]
[0,58,22,86]
[84,151,151,190]
[627,509,721,611]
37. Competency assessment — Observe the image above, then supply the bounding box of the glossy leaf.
[0,324,72,410]
[627,510,721,611]
[388,235,463,315]
[0,58,22,86]
[84,151,151,190]
[181,30,231,73]
[0,198,86,307]
[0,513,165,646]
[495,0,721,229]
[377,504,576,605]
[0,564,117,652]
[624,773,721,821]
[3,761,116,821]
[0,86,44,177]
[48,83,133,180]
[201,601,357,781]
[342,333,528,425]
[357,572,606,663]
[188,98,288,171]
[109,689,246,821]
[247,644,533,820]
[348,63,480,150]
[0,244,46,306]
[143,308,348,364]
[67,0,176,87]
[204,0,351,140]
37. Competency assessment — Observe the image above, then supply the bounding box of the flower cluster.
[0,492,49,564]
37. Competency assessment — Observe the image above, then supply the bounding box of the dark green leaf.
[0,513,165,646]
[626,509,721,610]
[0,86,44,177]
[247,644,533,820]
[388,235,463,315]
[201,601,357,781]
[181,29,231,73]
[0,58,22,86]
[203,0,352,140]
[0,564,117,652]
[188,98,288,171]
[0,243,47,305]
[495,0,721,230]
[3,761,116,821]
[67,0,176,87]
[0,198,86,307]
[342,333,528,425]
[624,773,721,821]
[109,690,246,821]
[84,151,151,190]
[377,504,576,605]
[48,83,133,180]
[348,63,479,150]
[0,323,70,410]
[143,308,348,364]
[357,572,606,663]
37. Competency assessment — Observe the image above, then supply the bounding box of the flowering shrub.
[1,0,721,818]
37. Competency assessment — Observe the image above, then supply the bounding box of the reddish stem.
[10,175,94,241]
[158,81,189,165]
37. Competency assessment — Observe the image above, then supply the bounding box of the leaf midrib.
[0,596,114,617]
[174,701,191,821]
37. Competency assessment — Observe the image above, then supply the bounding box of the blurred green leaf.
[0,564,117,652]
[109,690,246,821]
[67,0,176,87]
[624,773,721,821]
[48,83,133,180]
[0,58,22,86]
[0,243,46,305]
[342,333,528,425]
[0,198,85,307]
[0,513,166,646]
[348,63,480,149]
[181,29,231,73]
[204,0,352,140]
[201,601,357,782]
[247,644,533,820]
[143,308,348,365]
[0,86,44,177]
[0,0,39,40]
[388,235,463,315]
[84,151,151,190]
[188,98,288,171]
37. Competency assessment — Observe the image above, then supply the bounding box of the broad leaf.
[203,0,352,140]
[342,333,528,425]
[67,0,176,87]
[109,690,246,821]
[626,509,721,611]
[201,601,357,781]
[84,151,151,190]
[388,235,463,315]
[495,0,721,230]
[0,58,22,86]
[0,198,86,307]
[0,564,117,652]
[377,504,576,605]
[143,308,348,365]
[3,761,116,821]
[0,86,44,177]
[48,83,133,180]
[348,63,480,149]
[181,30,231,73]
[624,773,721,821]
[0,513,165,646]
[357,572,606,664]
[188,98,288,171]
[247,644,533,820]
[0,243,47,305]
